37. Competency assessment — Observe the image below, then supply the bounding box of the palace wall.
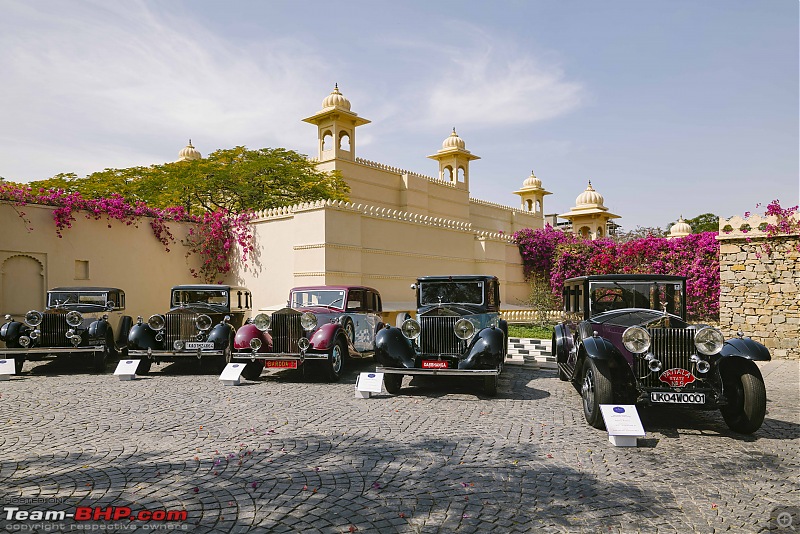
[717,214,800,358]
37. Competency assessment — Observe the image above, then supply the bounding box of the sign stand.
[219,363,245,386]
[114,359,140,381]
[355,372,384,398]
[600,404,645,447]
[0,359,15,380]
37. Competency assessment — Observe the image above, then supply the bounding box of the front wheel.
[13,356,24,375]
[241,360,264,380]
[383,373,402,394]
[581,358,613,429]
[720,361,767,434]
[136,358,152,375]
[484,374,498,396]
[325,339,345,382]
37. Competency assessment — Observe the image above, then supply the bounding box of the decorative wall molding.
[717,213,799,240]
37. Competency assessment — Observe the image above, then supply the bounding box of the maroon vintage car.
[232,286,384,381]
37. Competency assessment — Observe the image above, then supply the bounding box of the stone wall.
[718,214,799,358]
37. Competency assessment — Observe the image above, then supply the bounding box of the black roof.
[49,287,124,292]
[170,285,249,291]
[417,275,499,282]
[565,274,686,284]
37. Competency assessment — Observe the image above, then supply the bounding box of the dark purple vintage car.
[232,286,384,382]
[553,274,771,434]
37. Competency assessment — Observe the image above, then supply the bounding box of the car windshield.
[291,290,346,309]
[419,281,484,306]
[47,292,109,309]
[171,289,229,308]
[588,281,684,317]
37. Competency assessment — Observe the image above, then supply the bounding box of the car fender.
[208,323,234,348]
[719,337,771,361]
[581,336,618,361]
[234,323,271,352]
[127,323,157,350]
[460,327,504,369]
[309,322,342,351]
[552,323,571,364]
[0,320,24,343]
[375,326,415,368]
[88,318,110,341]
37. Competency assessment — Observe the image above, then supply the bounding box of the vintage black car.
[233,286,384,382]
[0,287,131,373]
[375,275,508,396]
[127,285,253,374]
[553,274,771,434]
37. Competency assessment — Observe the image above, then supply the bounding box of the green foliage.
[521,273,559,327]
[30,146,350,215]
[507,324,553,340]
[684,213,719,233]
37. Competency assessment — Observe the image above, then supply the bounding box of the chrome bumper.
[129,349,225,359]
[376,366,499,377]
[232,352,327,362]
[0,346,104,356]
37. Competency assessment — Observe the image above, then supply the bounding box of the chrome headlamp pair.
[25,310,83,327]
[622,326,724,355]
[252,312,317,332]
[400,317,476,341]
[147,314,213,332]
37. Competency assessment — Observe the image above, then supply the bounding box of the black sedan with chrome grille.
[375,275,508,396]
[127,285,253,374]
[553,274,771,434]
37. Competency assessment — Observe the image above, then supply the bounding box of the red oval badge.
[658,368,696,388]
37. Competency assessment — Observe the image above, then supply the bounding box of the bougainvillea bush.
[0,184,253,283]
[514,226,719,321]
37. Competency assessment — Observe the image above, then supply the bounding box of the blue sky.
[1,0,797,230]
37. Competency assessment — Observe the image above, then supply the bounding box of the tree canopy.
[29,146,350,215]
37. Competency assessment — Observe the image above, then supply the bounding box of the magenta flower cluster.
[513,226,720,321]
[0,184,253,282]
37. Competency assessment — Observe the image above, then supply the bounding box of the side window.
[576,286,583,312]
[486,281,497,309]
[563,287,570,312]
[347,290,365,312]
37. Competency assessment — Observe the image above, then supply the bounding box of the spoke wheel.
[326,339,345,382]
[720,361,767,434]
[581,358,613,429]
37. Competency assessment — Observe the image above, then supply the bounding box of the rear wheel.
[720,361,767,434]
[581,358,613,429]
[484,374,498,396]
[383,373,402,394]
[558,364,569,381]
[325,339,345,382]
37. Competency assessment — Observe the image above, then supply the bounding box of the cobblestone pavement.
[0,356,797,533]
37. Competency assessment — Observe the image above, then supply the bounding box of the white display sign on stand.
[600,404,646,447]
[0,359,16,380]
[219,363,245,386]
[114,360,140,381]
[355,372,384,398]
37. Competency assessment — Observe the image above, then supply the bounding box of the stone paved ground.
[0,357,797,533]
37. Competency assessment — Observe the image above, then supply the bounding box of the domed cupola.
[321,83,351,111]
[441,128,466,150]
[427,127,480,190]
[177,139,201,162]
[669,216,692,238]
[575,180,604,207]
[513,170,551,214]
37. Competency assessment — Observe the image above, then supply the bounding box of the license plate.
[185,342,214,350]
[650,392,706,404]
[266,360,298,369]
[422,360,449,369]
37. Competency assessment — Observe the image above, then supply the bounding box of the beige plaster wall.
[0,202,202,322]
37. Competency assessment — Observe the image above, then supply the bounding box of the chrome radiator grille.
[641,328,697,388]
[41,313,69,347]
[271,312,303,353]
[165,313,198,346]
[420,316,466,355]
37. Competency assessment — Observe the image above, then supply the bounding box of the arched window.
[338,131,351,151]
[579,226,590,238]
[457,167,465,182]
[322,130,333,151]
[535,200,542,213]
[526,199,533,211]
[596,226,603,237]
[443,165,454,182]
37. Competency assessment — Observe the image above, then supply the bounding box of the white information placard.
[357,372,384,393]
[600,404,645,447]
[219,362,245,386]
[0,358,16,379]
[114,359,140,381]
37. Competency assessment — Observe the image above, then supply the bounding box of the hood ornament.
[660,301,670,328]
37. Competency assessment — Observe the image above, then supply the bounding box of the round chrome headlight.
[25,311,43,327]
[253,313,271,332]
[454,318,475,340]
[622,326,651,354]
[19,335,31,347]
[66,311,83,327]
[249,338,262,350]
[401,318,421,340]
[147,315,165,331]
[694,327,724,355]
[173,340,185,350]
[297,337,310,351]
[196,314,213,331]
[300,312,317,331]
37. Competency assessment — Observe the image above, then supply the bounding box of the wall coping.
[717,213,800,240]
